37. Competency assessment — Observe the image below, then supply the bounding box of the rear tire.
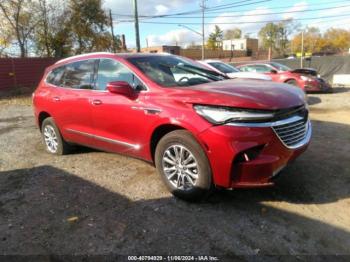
[286,79,298,86]
[41,117,71,155]
[155,130,213,201]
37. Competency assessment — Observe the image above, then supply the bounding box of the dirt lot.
[0,87,350,260]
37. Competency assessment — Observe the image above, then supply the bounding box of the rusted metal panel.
[0,58,58,90]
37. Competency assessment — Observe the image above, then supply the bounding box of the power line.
[136,13,350,25]
[204,0,350,14]
[124,4,350,19]
[231,16,350,37]
[112,0,350,18]
[112,0,271,18]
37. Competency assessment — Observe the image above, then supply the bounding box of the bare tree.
[0,13,13,56]
[34,0,69,57]
[0,0,39,57]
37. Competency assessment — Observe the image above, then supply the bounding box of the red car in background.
[237,62,332,93]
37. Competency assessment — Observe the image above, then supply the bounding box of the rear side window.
[46,66,65,86]
[208,62,239,74]
[62,60,95,89]
[250,65,271,73]
[96,59,145,90]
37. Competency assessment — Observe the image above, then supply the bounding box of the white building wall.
[222,39,247,51]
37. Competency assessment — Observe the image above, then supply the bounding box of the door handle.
[92,99,102,105]
[53,97,60,102]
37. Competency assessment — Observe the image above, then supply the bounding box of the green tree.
[259,20,299,56]
[224,28,242,40]
[207,25,223,50]
[259,23,279,50]
[278,19,297,55]
[34,0,72,57]
[68,0,114,54]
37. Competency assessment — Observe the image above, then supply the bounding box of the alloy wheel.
[43,125,58,153]
[162,144,199,190]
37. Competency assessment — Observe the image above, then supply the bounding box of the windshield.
[127,55,226,87]
[270,62,291,72]
[208,62,240,74]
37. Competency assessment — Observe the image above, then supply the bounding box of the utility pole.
[133,0,141,52]
[300,30,304,68]
[267,36,272,61]
[200,0,206,60]
[109,9,117,53]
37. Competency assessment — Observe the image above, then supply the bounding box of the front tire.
[155,130,213,201]
[41,117,71,155]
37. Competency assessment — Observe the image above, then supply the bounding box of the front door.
[90,58,154,157]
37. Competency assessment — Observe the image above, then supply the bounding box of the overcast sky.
[103,0,350,48]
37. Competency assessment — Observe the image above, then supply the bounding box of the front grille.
[273,117,309,148]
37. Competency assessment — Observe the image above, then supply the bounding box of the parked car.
[237,62,332,92]
[33,53,311,201]
[198,60,272,81]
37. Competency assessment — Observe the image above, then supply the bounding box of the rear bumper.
[197,120,311,188]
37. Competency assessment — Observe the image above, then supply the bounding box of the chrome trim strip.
[66,128,140,150]
[226,115,311,150]
[272,121,312,150]
[226,115,305,127]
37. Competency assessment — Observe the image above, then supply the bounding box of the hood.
[175,79,306,110]
[227,72,272,81]
[291,68,317,76]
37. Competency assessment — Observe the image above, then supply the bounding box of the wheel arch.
[150,124,185,163]
[284,78,297,83]
[38,111,51,131]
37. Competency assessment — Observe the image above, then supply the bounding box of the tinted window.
[62,60,95,89]
[46,66,65,86]
[96,59,144,90]
[241,65,271,73]
[239,66,252,72]
[270,62,291,72]
[208,62,239,74]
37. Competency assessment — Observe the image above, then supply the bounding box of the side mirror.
[107,81,134,97]
[270,69,278,74]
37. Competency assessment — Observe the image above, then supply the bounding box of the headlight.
[194,105,275,125]
[300,76,312,81]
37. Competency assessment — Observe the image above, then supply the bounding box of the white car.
[198,60,272,81]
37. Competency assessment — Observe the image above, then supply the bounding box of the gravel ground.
[0,87,350,260]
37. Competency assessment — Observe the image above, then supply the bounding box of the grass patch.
[0,86,35,106]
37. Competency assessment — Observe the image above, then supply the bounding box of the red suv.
[237,62,332,92]
[33,53,311,201]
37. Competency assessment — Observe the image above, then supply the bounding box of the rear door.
[52,59,97,146]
